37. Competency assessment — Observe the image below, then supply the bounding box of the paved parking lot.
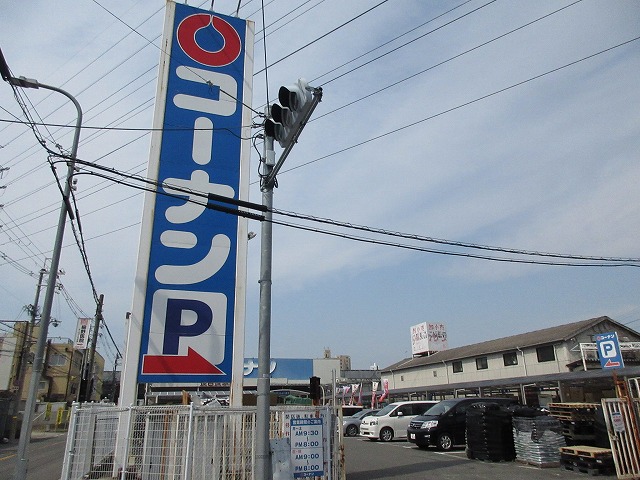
[344,437,611,480]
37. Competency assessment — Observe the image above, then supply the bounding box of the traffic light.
[309,376,322,404]
[265,78,320,149]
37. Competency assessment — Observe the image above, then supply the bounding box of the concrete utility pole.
[111,354,120,403]
[1,49,83,480]
[8,268,46,442]
[84,294,104,402]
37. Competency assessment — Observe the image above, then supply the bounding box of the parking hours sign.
[122,1,254,387]
[291,418,324,478]
[596,332,625,369]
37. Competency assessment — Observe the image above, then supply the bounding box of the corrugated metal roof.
[383,316,625,372]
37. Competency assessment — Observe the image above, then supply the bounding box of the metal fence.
[60,403,341,480]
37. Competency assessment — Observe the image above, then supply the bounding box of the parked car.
[342,409,379,437]
[359,400,438,442]
[340,405,365,417]
[407,397,518,450]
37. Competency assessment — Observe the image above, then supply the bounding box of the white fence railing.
[60,403,341,480]
[601,397,640,479]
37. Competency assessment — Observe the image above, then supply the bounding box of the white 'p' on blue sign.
[596,331,625,369]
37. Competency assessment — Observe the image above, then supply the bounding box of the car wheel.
[437,433,453,451]
[379,427,394,442]
[345,424,358,437]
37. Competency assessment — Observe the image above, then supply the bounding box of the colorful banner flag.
[378,378,389,403]
[372,381,379,408]
[350,384,359,405]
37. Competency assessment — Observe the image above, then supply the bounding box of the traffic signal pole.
[255,82,322,480]
[255,127,275,480]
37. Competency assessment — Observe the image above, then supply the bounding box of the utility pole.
[8,268,46,442]
[111,354,120,403]
[84,294,103,402]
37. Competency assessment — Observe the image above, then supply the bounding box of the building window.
[503,352,518,366]
[536,345,555,362]
[476,357,488,370]
[452,361,463,373]
[49,352,66,366]
[433,370,437,377]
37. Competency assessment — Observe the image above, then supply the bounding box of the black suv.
[406,397,518,450]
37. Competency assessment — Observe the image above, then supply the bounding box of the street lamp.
[1,48,83,480]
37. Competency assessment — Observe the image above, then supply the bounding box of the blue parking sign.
[595,332,625,369]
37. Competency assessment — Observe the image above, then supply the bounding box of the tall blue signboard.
[120,1,254,397]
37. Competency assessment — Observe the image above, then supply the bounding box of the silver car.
[342,409,379,437]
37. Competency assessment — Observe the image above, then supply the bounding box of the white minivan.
[359,400,438,442]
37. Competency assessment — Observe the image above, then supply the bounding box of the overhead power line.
[34,152,640,268]
[276,34,640,177]
[255,0,391,75]
[3,27,637,265]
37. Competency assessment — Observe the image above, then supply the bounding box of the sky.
[0,0,639,373]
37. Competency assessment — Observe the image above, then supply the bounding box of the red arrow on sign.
[604,359,621,368]
[142,347,224,375]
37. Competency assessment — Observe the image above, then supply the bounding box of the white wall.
[313,358,341,384]
[383,343,581,391]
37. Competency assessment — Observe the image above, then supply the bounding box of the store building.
[381,316,640,405]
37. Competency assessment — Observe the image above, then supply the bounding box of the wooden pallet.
[549,402,600,410]
[549,403,600,421]
[515,459,561,468]
[560,446,612,459]
[549,403,599,413]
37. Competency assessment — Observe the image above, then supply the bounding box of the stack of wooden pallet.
[559,445,615,476]
[548,402,600,445]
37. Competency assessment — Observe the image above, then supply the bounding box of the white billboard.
[411,322,448,356]
[74,317,91,350]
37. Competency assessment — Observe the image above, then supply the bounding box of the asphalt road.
[344,437,598,480]
[0,433,67,480]
[0,432,610,480]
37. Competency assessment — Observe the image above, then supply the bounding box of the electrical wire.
[4,30,639,271]
[311,0,584,120]
[270,217,640,268]
[272,34,640,178]
[272,208,640,264]
[254,0,390,75]
[40,151,640,268]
